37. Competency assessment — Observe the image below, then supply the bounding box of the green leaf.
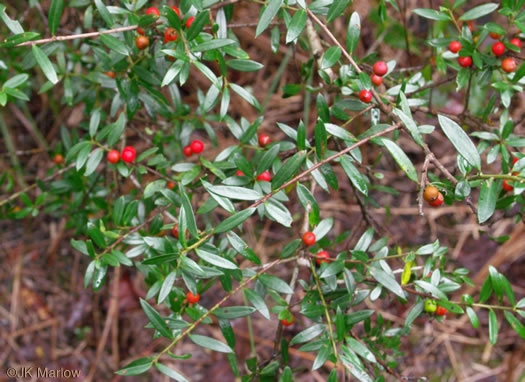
[346,338,376,363]
[48,0,64,35]
[414,280,447,300]
[32,45,58,84]
[488,309,498,345]
[290,324,325,345]
[94,0,114,27]
[255,0,283,38]
[312,218,334,241]
[161,6,180,29]
[189,334,233,353]
[296,183,320,225]
[139,299,173,339]
[89,109,101,137]
[466,307,479,329]
[207,184,263,201]
[214,306,256,319]
[155,363,189,382]
[84,148,103,176]
[340,156,368,195]
[259,274,294,294]
[244,289,270,319]
[230,83,261,111]
[193,38,236,52]
[459,3,498,21]
[158,271,177,304]
[0,32,40,48]
[76,143,92,171]
[438,115,481,170]
[413,8,451,21]
[179,185,198,237]
[320,260,344,278]
[286,9,307,43]
[226,59,264,72]
[100,34,129,56]
[3,74,28,89]
[279,366,292,382]
[370,267,406,299]
[312,345,331,371]
[327,0,350,22]
[186,10,210,41]
[215,208,255,233]
[380,138,418,182]
[436,300,464,314]
[196,248,238,270]
[504,311,525,339]
[346,12,360,54]
[0,4,23,34]
[116,357,153,376]
[272,150,306,189]
[478,179,499,224]
[257,144,280,174]
[264,199,293,227]
[393,105,423,147]
[404,301,424,327]
[321,46,341,69]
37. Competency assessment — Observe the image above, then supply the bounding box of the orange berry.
[135,35,149,50]
[186,291,200,304]
[423,186,439,203]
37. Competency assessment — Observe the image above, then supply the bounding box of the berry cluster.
[423,186,444,208]
[183,140,204,157]
[359,61,388,104]
[135,6,196,52]
[424,299,448,316]
[449,35,521,72]
[107,146,137,164]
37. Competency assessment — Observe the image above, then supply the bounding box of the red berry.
[258,134,270,147]
[172,223,180,238]
[121,146,136,163]
[490,32,502,40]
[492,42,505,56]
[436,306,448,316]
[145,7,160,16]
[513,157,519,165]
[371,74,383,86]
[136,35,149,50]
[186,16,195,29]
[107,149,120,164]
[449,41,461,53]
[359,89,372,103]
[302,231,316,246]
[167,181,175,189]
[316,250,330,265]
[373,61,388,76]
[458,56,472,67]
[104,71,116,79]
[502,57,516,73]
[190,140,204,154]
[235,170,245,176]
[256,170,271,182]
[510,38,522,50]
[186,291,200,304]
[280,314,295,326]
[183,145,193,157]
[137,27,145,35]
[164,28,178,43]
[503,179,514,192]
[170,6,181,17]
[428,192,444,207]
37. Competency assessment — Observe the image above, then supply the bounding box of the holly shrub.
[1,0,525,380]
